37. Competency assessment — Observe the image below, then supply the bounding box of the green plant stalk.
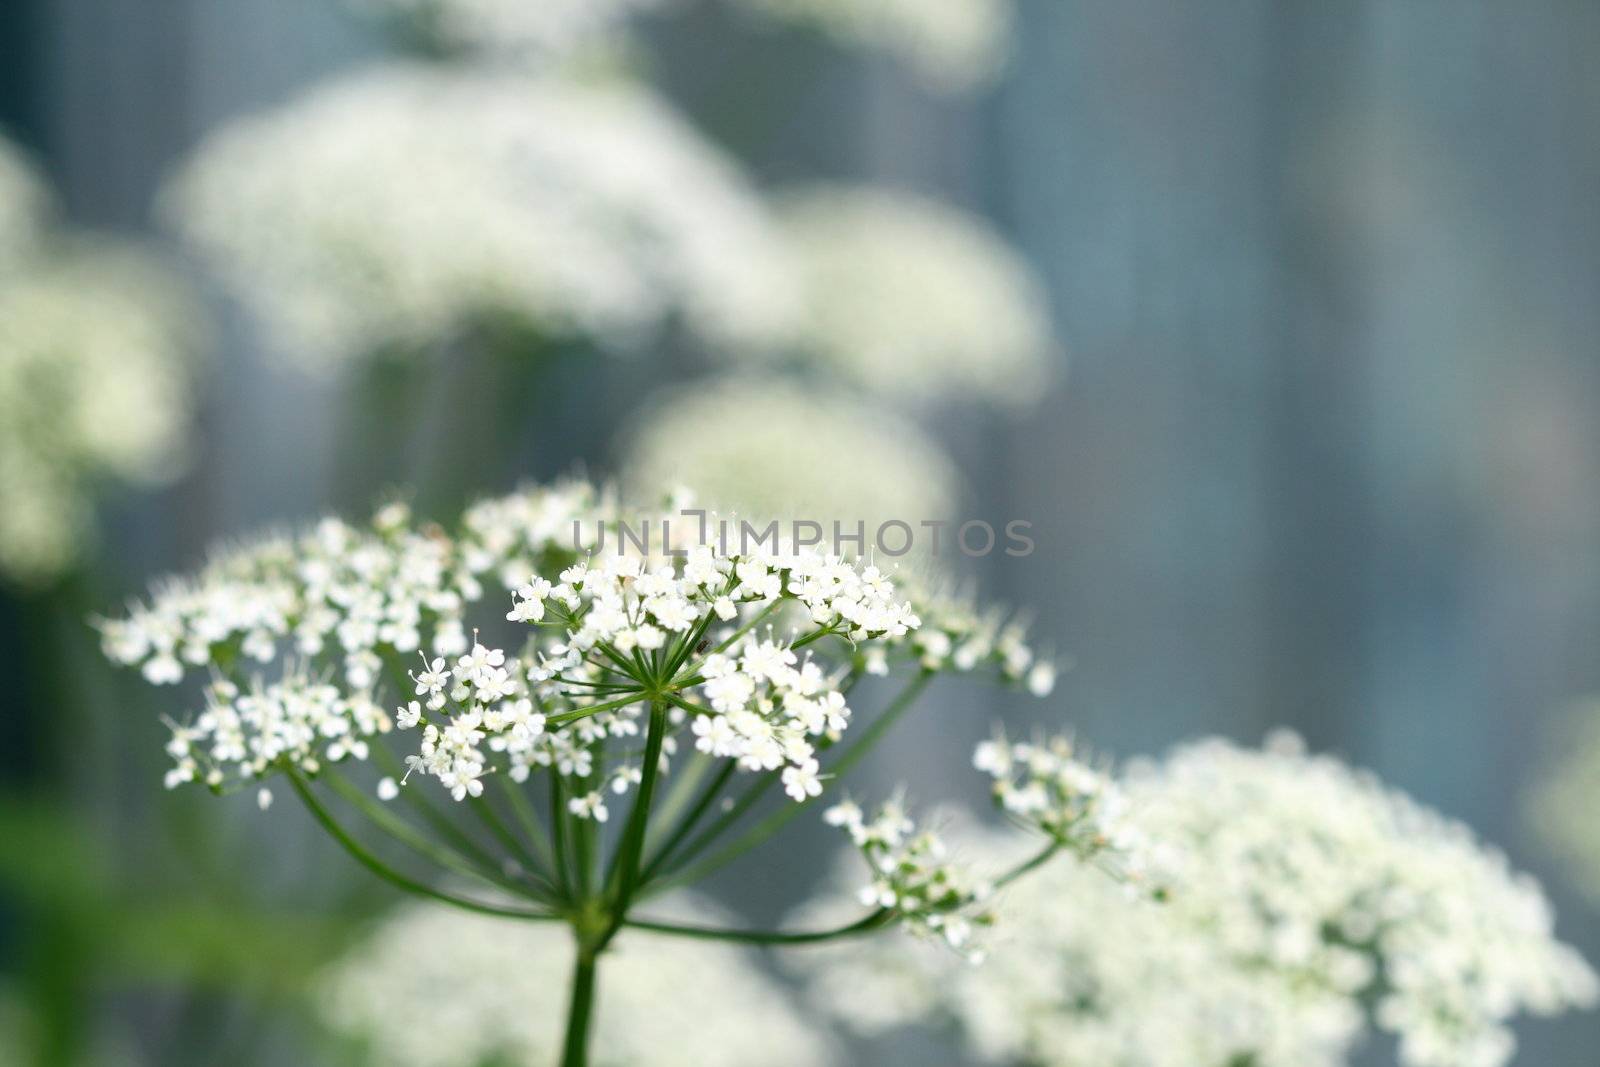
[600,701,668,941]
[560,942,600,1067]
[287,770,558,922]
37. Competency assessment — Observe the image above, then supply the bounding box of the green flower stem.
[643,750,717,839]
[637,760,736,885]
[995,842,1062,889]
[646,672,933,894]
[498,776,560,878]
[560,942,599,1067]
[468,795,561,899]
[599,700,668,944]
[286,770,559,923]
[550,773,574,899]
[547,691,647,725]
[321,769,540,901]
[623,908,894,945]
[641,769,775,893]
[659,690,714,718]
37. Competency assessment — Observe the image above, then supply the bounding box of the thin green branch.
[498,776,559,877]
[638,759,736,884]
[645,671,933,894]
[469,794,560,898]
[550,773,574,900]
[320,769,535,900]
[623,908,893,945]
[286,769,560,923]
[599,699,668,944]
[995,842,1062,889]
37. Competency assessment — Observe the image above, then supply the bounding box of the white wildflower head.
[1120,733,1599,1067]
[163,65,795,371]
[348,0,665,62]
[725,0,1014,92]
[972,730,1147,881]
[91,480,1068,822]
[799,823,1361,1067]
[409,520,919,804]
[768,185,1055,408]
[0,239,202,584]
[824,797,994,958]
[621,376,959,533]
[322,893,838,1067]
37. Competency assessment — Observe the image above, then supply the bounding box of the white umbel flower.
[163,65,796,371]
[801,823,1360,1067]
[1122,734,1598,1067]
[621,376,959,533]
[97,482,1062,815]
[771,186,1055,408]
[322,894,838,1067]
[726,0,1014,92]
[823,797,995,957]
[803,737,1597,1067]
[0,240,201,584]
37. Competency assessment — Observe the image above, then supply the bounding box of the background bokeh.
[4,1,1600,1064]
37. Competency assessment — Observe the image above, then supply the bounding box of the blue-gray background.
[4,2,1600,1064]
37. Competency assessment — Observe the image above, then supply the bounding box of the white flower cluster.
[824,797,993,957]
[0,240,201,584]
[165,673,391,791]
[1119,734,1598,1067]
[801,733,1599,1067]
[973,731,1145,875]
[769,185,1055,408]
[101,506,477,692]
[349,0,665,62]
[322,894,838,1067]
[405,544,919,810]
[726,0,1014,92]
[100,484,606,790]
[1527,699,1600,904]
[800,824,1361,1067]
[164,65,795,371]
[621,376,959,533]
[99,483,1063,831]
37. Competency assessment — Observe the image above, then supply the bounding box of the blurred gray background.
[5,1,1600,1064]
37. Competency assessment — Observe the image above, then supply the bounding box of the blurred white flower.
[163,65,796,371]
[1527,699,1600,904]
[801,824,1359,1067]
[0,240,202,584]
[322,894,838,1067]
[0,138,46,270]
[350,0,667,61]
[622,376,959,534]
[802,736,1597,1067]
[726,0,1013,92]
[1122,735,1596,1067]
[771,186,1055,408]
